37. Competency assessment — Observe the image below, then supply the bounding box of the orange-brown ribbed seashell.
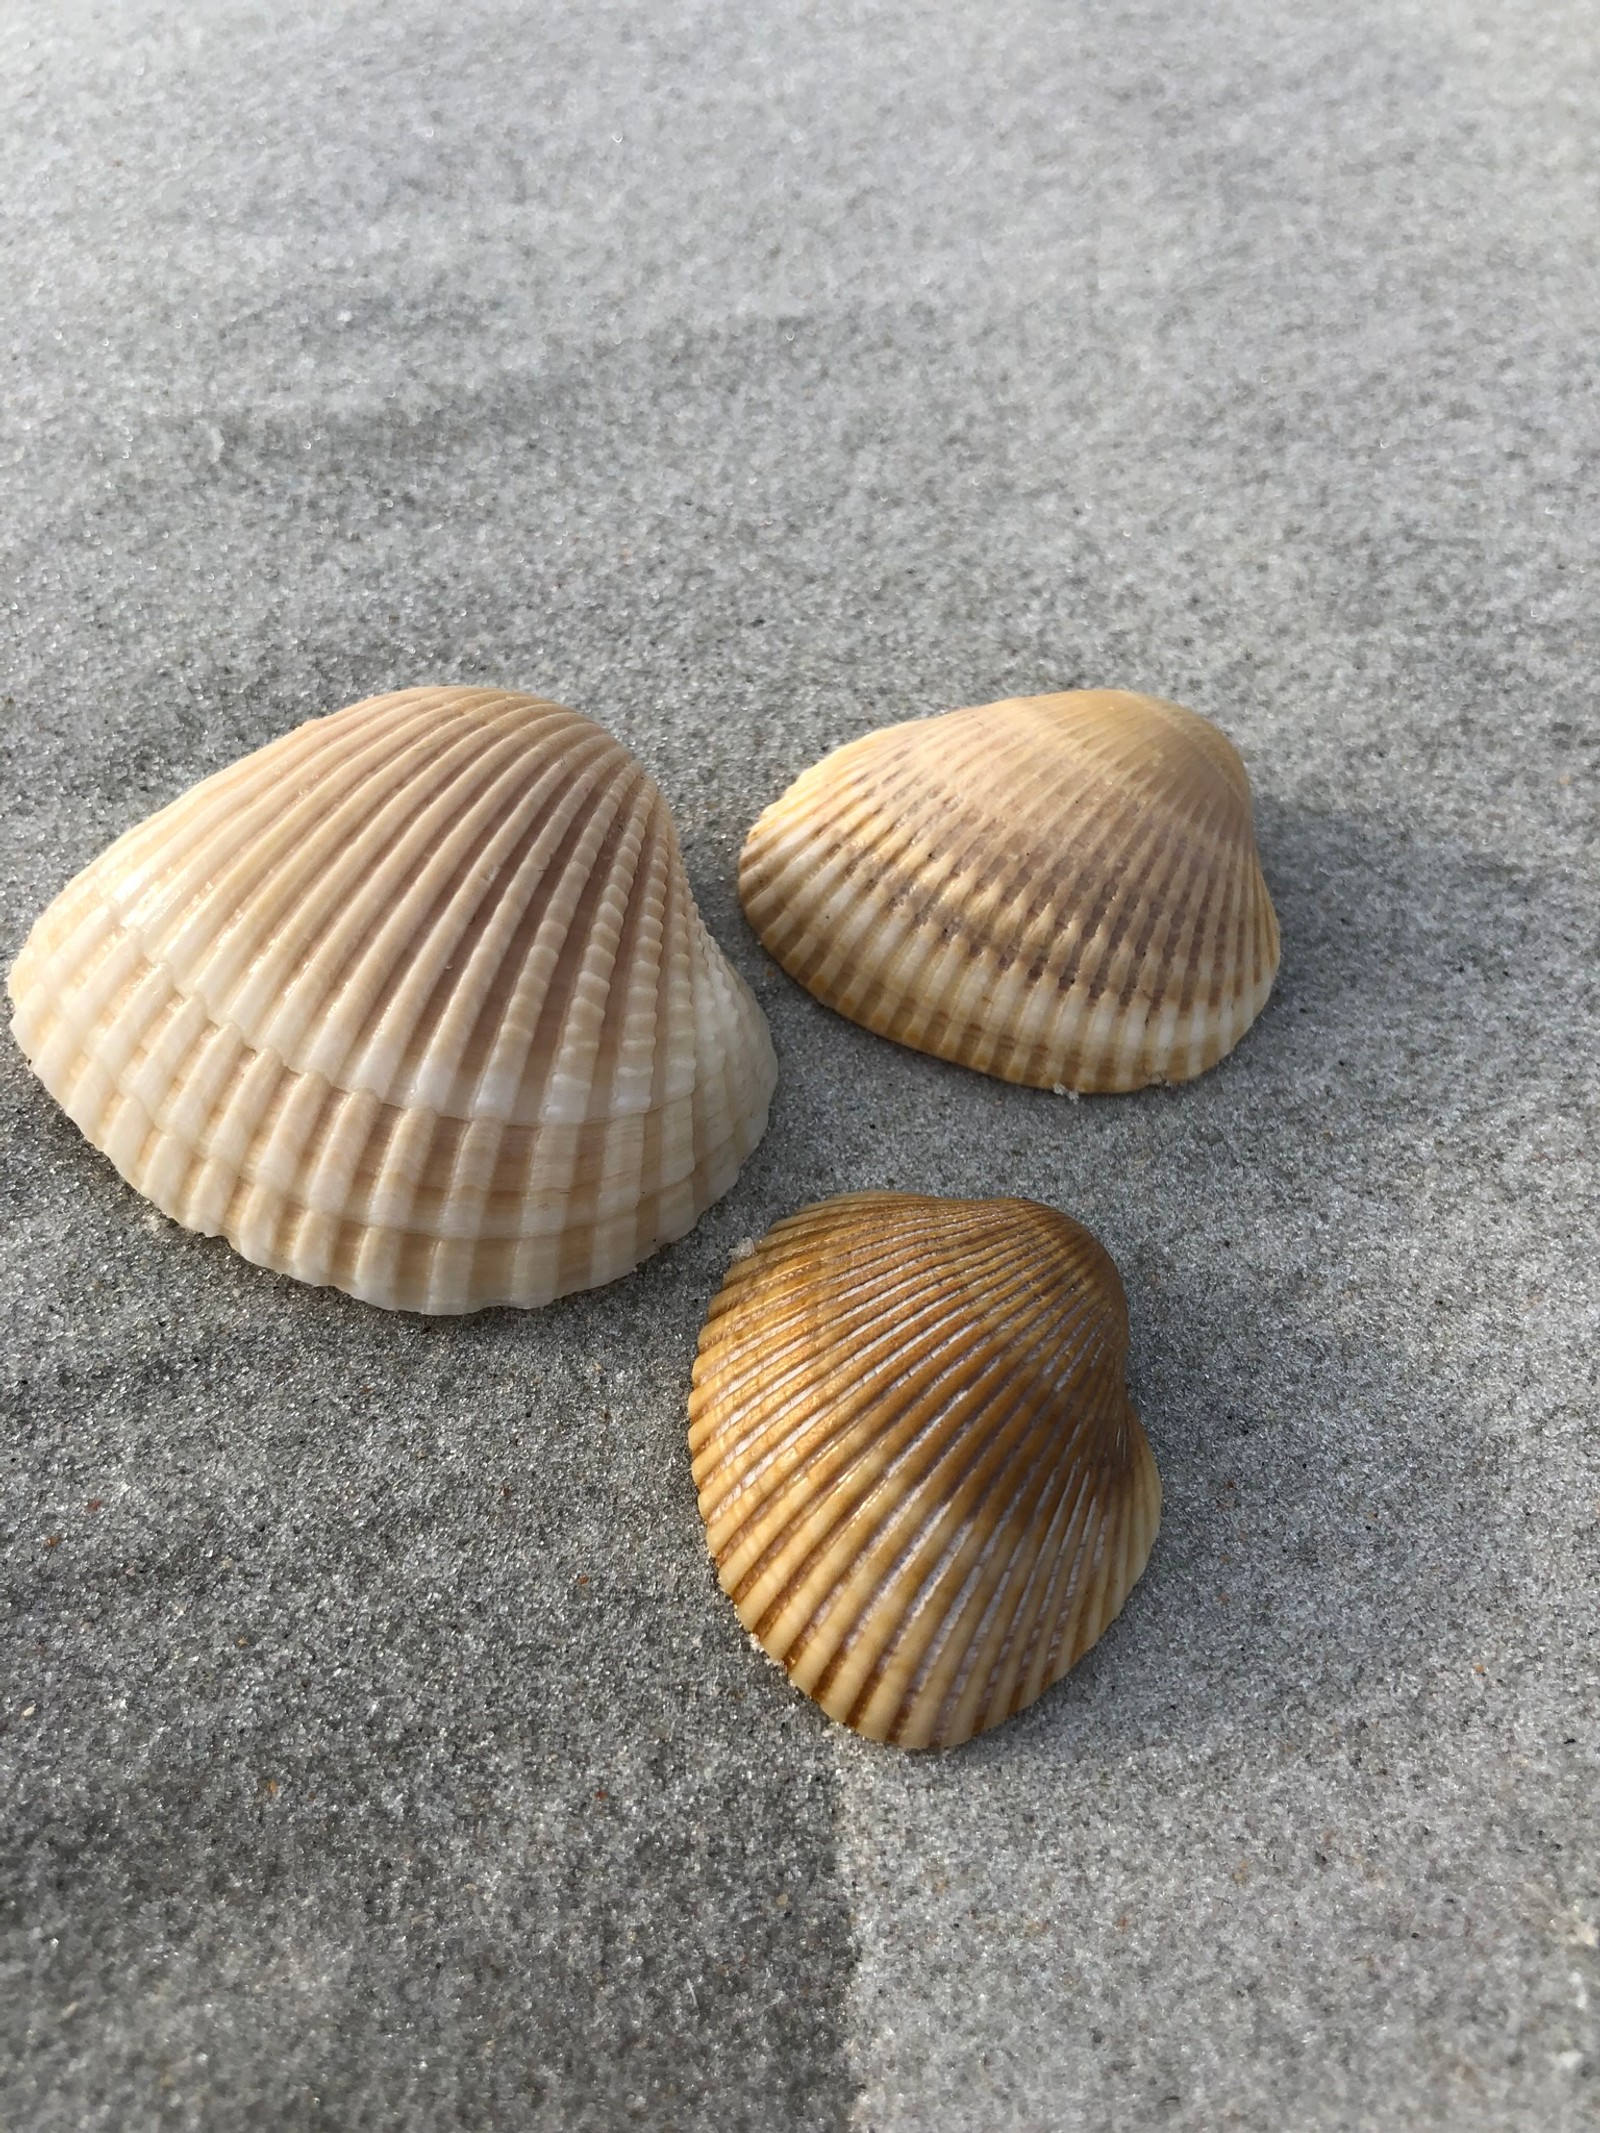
[8,687,777,1313]
[739,688,1279,1091]
[688,1192,1161,1748]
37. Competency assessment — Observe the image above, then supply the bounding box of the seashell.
[739,688,1279,1092]
[687,1191,1161,1748]
[8,686,777,1313]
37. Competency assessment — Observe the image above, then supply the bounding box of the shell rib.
[688,1192,1161,1748]
[739,688,1279,1091]
[8,687,777,1312]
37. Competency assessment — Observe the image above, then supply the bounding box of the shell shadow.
[1252,791,1552,1032]
[803,795,1569,1762]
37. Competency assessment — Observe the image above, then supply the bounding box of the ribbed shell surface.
[8,688,777,1312]
[739,689,1279,1092]
[688,1192,1162,1749]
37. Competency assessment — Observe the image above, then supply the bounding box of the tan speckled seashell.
[8,687,777,1313]
[688,1192,1161,1749]
[739,688,1279,1091]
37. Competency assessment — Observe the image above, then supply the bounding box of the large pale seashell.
[739,688,1279,1092]
[688,1192,1161,1748]
[9,687,777,1313]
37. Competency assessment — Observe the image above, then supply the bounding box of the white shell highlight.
[9,687,777,1311]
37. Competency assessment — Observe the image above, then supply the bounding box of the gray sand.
[2,2,1596,2128]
